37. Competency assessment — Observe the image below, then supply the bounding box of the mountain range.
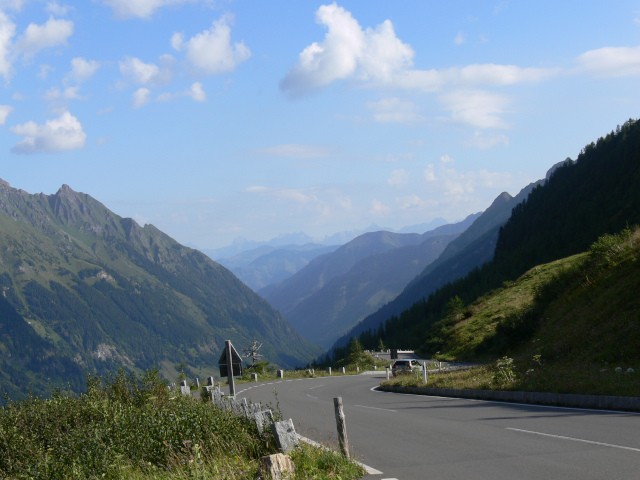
[0,180,320,401]
[260,215,479,348]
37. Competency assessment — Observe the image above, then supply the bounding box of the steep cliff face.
[0,180,320,402]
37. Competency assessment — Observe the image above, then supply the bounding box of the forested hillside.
[329,118,640,359]
[0,181,320,402]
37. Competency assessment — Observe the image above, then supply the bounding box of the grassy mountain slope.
[0,180,321,401]
[413,227,640,396]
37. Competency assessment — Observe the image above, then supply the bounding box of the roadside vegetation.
[0,368,365,480]
[382,226,640,397]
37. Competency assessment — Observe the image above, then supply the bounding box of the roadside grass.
[382,360,640,397]
[0,368,365,480]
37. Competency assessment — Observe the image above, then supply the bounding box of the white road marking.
[354,404,397,413]
[305,393,318,399]
[308,384,325,390]
[506,428,640,452]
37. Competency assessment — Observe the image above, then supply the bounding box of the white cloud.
[43,86,84,100]
[0,104,13,125]
[454,31,466,45]
[46,2,71,16]
[576,45,640,77]
[157,82,207,102]
[440,154,454,163]
[0,10,16,82]
[132,87,151,108]
[12,91,23,100]
[387,168,408,188]
[175,14,251,75]
[102,0,199,20]
[15,16,73,58]
[10,110,86,153]
[281,3,413,97]
[281,4,556,97]
[0,0,24,11]
[37,64,55,79]
[397,193,429,210]
[370,199,391,216]
[254,144,333,159]
[170,32,184,51]
[65,57,100,84]
[119,55,174,87]
[366,97,424,124]
[425,162,514,197]
[439,89,511,129]
[424,163,436,181]
[463,132,510,149]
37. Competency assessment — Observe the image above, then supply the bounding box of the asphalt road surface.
[233,373,640,480]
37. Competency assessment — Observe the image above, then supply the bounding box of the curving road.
[233,373,640,480]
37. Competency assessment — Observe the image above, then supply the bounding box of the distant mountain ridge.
[216,243,340,292]
[0,180,320,401]
[261,214,479,348]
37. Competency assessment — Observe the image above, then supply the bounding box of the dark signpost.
[218,340,243,396]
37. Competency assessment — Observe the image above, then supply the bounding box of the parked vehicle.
[391,359,421,376]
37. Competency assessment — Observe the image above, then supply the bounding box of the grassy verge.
[382,358,640,397]
[0,369,365,480]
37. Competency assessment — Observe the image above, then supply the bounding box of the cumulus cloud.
[0,104,13,124]
[10,110,86,153]
[102,0,198,20]
[281,3,556,97]
[0,0,24,11]
[424,162,515,197]
[43,86,84,101]
[366,97,425,124]
[397,193,429,210]
[387,168,408,188]
[370,199,391,216]
[46,2,72,16]
[281,3,413,97]
[65,57,100,84]
[15,16,73,58]
[424,164,436,181]
[463,132,510,149]
[173,14,251,75]
[439,89,511,129]
[157,82,207,102]
[0,10,16,81]
[119,55,173,87]
[254,144,333,159]
[576,45,640,77]
[132,87,151,108]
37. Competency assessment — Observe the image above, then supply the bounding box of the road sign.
[218,342,243,377]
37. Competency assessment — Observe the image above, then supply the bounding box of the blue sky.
[1,1,639,249]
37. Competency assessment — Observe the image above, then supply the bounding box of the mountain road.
[233,373,640,480]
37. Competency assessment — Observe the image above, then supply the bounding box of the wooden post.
[333,397,349,458]
[226,340,236,397]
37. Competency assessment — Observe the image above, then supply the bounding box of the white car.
[391,359,421,376]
